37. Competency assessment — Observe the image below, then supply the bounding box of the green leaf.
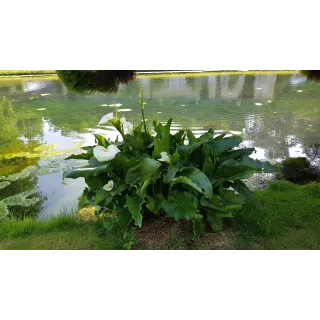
[237,156,280,173]
[125,134,144,151]
[63,157,113,179]
[110,183,128,196]
[125,195,144,227]
[219,164,255,181]
[200,195,226,212]
[219,148,256,163]
[173,130,186,145]
[203,157,214,176]
[112,152,138,170]
[197,128,214,142]
[65,148,93,160]
[161,190,198,221]
[95,189,109,205]
[125,157,160,185]
[186,130,197,144]
[211,136,242,155]
[206,213,223,233]
[218,188,246,205]
[177,168,213,197]
[171,176,203,193]
[178,141,203,155]
[0,181,10,190]
[231,180,261,208]
[2,191,40,207]
[145,194,165,214]
[94,134,111,148]
[152,118,173,159]
[192,214,204,240]
[118,209,133,237]
[163,165,180,183]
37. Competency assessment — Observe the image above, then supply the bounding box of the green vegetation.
[64,88,278,240]
[0,214,126,250]
[0,70,55,76]
[233,180,320,249]
[1,180,319,249]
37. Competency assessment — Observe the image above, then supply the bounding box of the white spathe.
[94,145,120,162]
[99,112,114,125]
[158,151,171,164]
[103,180,114,191]
[120,117,126,124]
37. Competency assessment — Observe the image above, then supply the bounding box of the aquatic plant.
[64,88,279,239]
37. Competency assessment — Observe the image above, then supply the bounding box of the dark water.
[0,73,319,218]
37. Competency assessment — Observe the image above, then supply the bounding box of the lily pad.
[34,144,58,152]
[0,181,10,190]
[25,153,41,159]
[16,152,30,158]
[2,190,41,207]
[0,202,9,220]
[4,166,38,182]
[4,153,16,160]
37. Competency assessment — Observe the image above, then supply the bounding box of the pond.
[0,72,319,219]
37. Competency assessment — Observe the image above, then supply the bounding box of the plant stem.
[140,87,148,133]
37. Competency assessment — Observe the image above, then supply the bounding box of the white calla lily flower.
[120,117,126,124]
[103,180,114,191]
[93,145,120,162]
[98,112,114,125]
[158,151,171,164]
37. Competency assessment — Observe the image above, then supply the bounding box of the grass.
[232,180,320,249]
[1,180,319,250]
[0,214,126,250]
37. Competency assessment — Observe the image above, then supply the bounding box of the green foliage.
[64,88,279,239]
[56,70,136,93]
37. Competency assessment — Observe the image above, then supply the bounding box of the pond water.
[0,72,319,219]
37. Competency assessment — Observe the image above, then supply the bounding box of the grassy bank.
[0,70,299,78]
[1,180,319,250]
[0,70,56,76]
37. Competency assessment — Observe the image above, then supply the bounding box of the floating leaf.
[0,181,10,190]
[16,152,30,158]
[4,166,38,182]
[34,144,58,152]
[25,153,41,159]
[2,190,41,207]
[4,153,16,160]
[0,202,9,220]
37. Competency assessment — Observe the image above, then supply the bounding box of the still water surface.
[0,73,319,218]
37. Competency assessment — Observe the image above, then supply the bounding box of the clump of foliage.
[64,88,279,239]
[300,71,320,82]
[56,70,136,93]
[279,157,318,183]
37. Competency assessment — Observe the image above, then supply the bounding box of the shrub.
[63,88,279,239]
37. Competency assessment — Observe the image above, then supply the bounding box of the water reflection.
[0,73,319,217]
